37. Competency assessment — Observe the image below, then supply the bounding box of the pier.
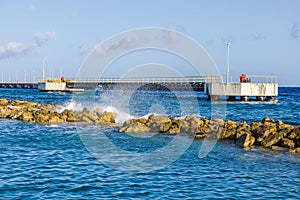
[37,75,278,101]
[0,82,37,89]
[0,75,278,101]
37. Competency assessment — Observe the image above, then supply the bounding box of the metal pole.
[226,43,231,83]
[24,71,27,82]
[43,58,46,79]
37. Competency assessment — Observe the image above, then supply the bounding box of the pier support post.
[241,96,249,101]
[209,95,220,101]
[256,96,264,101]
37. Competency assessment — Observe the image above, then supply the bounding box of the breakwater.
[1,98,300,154]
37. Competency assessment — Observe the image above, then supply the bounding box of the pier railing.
[39,76,224,84]
[245,75,277,83]
[38,75,277,84]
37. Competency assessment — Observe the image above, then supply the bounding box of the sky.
[0,0,300,86]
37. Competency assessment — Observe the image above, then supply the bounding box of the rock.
[277,123,294,136]
[97,112,115,124]
[235,133,255,148]
[287,131,298,140]
[0,99,8,106]
[293,127,300,137]
[289,147,300,154]
[9,109,24,120]
[81,116,93,123]
[119,124,150,133]
[0,108,12,118]
[20,111,35,122]
[280,138,295,149]
[276,120,284,126]
[261,132,284,147]
[119,122,150,133]
[85,112,99,122]
[262,116,275,124]
[167,119,181,134]
[137,118,149,125]
[252,124,277,144]
[271,146,288,151]
[35,113,49,123]
[294,136,300,147]
[219,128,236,140]
[186,116,201,133]
[149,115,171,132]
[48,116,63,124]
[236,123,250,139]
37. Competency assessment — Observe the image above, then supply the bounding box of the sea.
[0,87,300,199]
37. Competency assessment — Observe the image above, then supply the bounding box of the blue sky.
[0,0,299,85]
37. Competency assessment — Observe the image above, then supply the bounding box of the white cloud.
[251,34,267,41]
[34,32,56,46]
[0,42,34,59]
[28,4,37,12]
[0,31,56,60]
[79,43,92,56]
[291,24,300,39]
[164,24,185,44]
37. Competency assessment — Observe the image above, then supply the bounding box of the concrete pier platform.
[205,82,278,101]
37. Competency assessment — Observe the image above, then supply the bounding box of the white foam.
[100,105,134,124]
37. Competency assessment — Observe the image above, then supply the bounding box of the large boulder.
[0,108,12,118]
[119,121,150,133]
[9,109,24,120]
[289,147,300,154]
[219,120,239,140]
[277,123,294,137]
[262,116,275,124]
[35,113,49,123]
[261,132,284,147]
[167,119,181,134]
[280,138,295,149]
[235,133,255,148]
[97,112,115,124]
[236,123,251,139]
[48,116,62,124]
[148,115,171,132]
[252,124,277,144]
[20,111,35,122]
[0,99,8,106]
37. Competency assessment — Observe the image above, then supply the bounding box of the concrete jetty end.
[206,82,278,101]
[205,76,278,101]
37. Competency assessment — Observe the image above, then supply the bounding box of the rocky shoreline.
[1,98,300,155]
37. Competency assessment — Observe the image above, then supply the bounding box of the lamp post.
[226,43,231,83]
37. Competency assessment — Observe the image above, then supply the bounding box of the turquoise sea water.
[0,88,300,199]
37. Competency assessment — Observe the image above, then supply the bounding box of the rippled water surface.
[1,88,300,199]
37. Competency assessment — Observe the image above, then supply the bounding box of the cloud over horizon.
[34,32,56,46]
[0,31,56,60]
[291,24,300,39]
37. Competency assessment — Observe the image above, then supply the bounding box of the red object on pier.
[240,74,246,82]
[61,76,65,82]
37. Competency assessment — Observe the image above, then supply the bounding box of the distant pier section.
[0,82,37,89]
